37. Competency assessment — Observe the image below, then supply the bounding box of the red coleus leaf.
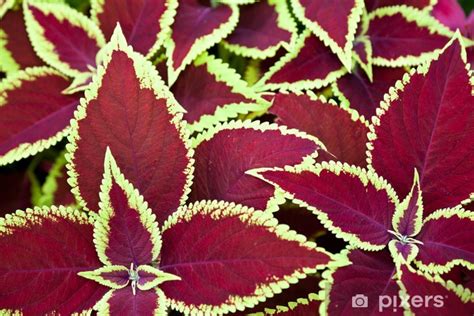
[415,208,474,273]
[332,66,407,119]
[190,120,321,212]
[223,0,297,59]
[164,53,267,132]
[398,265,474,315]
[24,1,105,77]
[0,166,32,217]
[432,0,468,29]
[270,93,369,167]
[0,67,81,166]
[95,288,167,316]
[67,27,193,224]
[290,0,364,70]
[255,163,397,250]
[366,6,452,67]
[166,0,238,84]
[256,31,346,92]
[368,37,474,214]
[365,0,437,11]
[0,206,106,314]
[0,9,43,73]
[90,0,176,57]
[321,250,400,315]
[159,200,332,314]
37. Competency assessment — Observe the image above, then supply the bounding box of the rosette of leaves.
[251,35,474,314]
[0,26,334,315]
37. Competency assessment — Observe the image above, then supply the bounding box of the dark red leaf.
[38,153,76,207]
[366,0,435,11]
[0,67,81,165]
[67,30,192,224]
[0,166,32,217]
[274,204,326,239]
[368,39,474,214]
[257,165,396,249]
[270,93,369,167]
[160,200,331,314]
[432,0,467,29]
[0,207,106,315]
[0,9,43,72]
[95,288,166,316]
[333,66,407,119]
[190,121,321,211]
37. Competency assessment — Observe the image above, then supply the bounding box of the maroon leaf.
[333,66,407,119]
[190,121,321,211]
[0,67,81,165]
[166,0,237,83]
[24,1,105,76]
[365,0,436,11]
[392,171,423,237]
[159,200,331,314]
[416,208,474,273]
[368,38,474,214]
[432,0,467,29]
[256,164,397,249]
[321,250,400,315]
[67,29,193,224]
[95,288,166,316]
[0,9,43,73]
[91,0,175,56]
[270,93,369,167]
[223,0,296,58]
[257,31,346,91]
[367,7,451,66]
[398,265,474,315]
[0,207,106,314]
[274,204,327,239]
[0,165,32,217]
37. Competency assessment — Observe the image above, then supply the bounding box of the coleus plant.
[251,35,474,314]
[0,26,333,315]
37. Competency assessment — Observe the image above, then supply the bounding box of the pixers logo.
[378,294,445,312]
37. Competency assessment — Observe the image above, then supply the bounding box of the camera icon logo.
[352,294,368,308]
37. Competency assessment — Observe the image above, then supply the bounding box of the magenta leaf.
[367,7,452,67]
[416,207,474,273]
[432,0,467,29]
[333,66,407,119]
[91,0,176,57]
[223,0,297,59]
[0,206,107,314]
[67,27,193,224]
[0,9,43,73]
[166,0,238,84]
[24,1,105,76]
[368,37,474,214]
[190,120,321,211]
[159,200,331,314]
[290,0,364,70]
[0,67,82,166]
[398,265,474,314]
[321,250,400,315]
[366,0,437,11]
[256,163,397,250]
[95,288,167,316]
[256,30,346,92]
[270,93,369,167]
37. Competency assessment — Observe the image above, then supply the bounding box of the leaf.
[332,66,407,119]
[255,163,398,250]
[95,288,167,316]
[166,53,267,132]
[0,165,32,217]
[165,0,238,84]
[368,37,474,214]
[90,0,177,57]
[366,6,452,67]
[398,265,474,314]
[66,27,193,224]
[93,149,161,267]
[190,120,322,212]
[388,240,419,264]
[256,30,346,92]
[365,0,437,11]
[24,1,105,76]
[0,9,43,73]
[78,265,129,289]
[320,250,400,315]
[270,93,369,167]
[391,170,423,237]
[432,0,467,29]
[274,204,327,239]
[290,0,364,70]
[222,0,297,59]
[159,200,331,315]
[0,206,107,314]
[416,208,474,273]
[0,67,82,166]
